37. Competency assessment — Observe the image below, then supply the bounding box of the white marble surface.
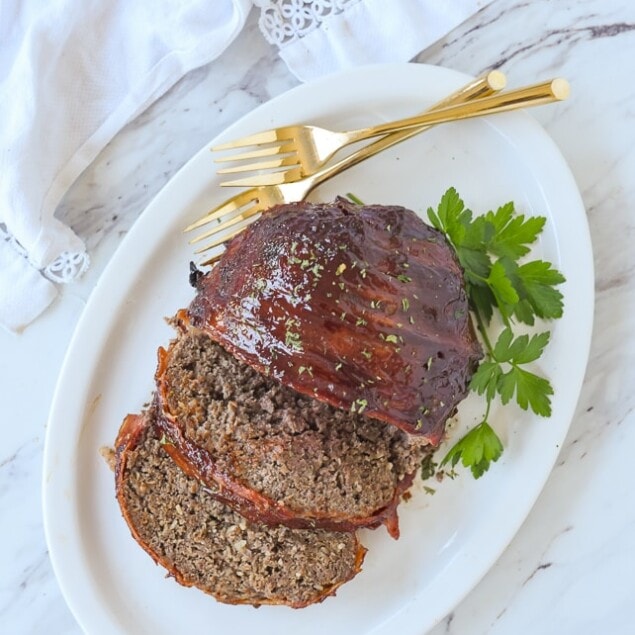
[2,0,635,633]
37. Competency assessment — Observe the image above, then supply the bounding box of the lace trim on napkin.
[0,224,90,284]
[43,250,90,283]
[254,0,363,47]
[1,224,28,259]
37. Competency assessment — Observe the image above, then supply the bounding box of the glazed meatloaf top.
[115,405,366,608]
[156,322,431,538]
[189,199,482,443]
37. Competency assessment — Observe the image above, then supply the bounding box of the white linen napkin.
[0,0,252,332]
[0,0,487,333]
[255,0,490,81]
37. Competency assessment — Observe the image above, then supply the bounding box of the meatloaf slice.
[115,405,366,608]
[155,321,431,538]
[188,199,482,443]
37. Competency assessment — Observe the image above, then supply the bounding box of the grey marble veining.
[55,15,293,263]
[2,1,635,633]
[420,3,635,633]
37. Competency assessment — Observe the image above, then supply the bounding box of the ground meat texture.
[156,324,431,537]
[115,408,365,608]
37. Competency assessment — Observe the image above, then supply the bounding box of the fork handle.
[344,79,569,145]
[307,78,568,192]
[304,72,506,193]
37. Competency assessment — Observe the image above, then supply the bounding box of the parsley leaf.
[469,361,502,401]
[484,204,546,260]
[487,260,519,310]
[441,421,503,479]
[515,260,566,319]
[468,283,496,324]
[498,366,554,416]
[427,188,565,327]
[459,250,492,283]
[490,328,554,415]
[426,187,471,244]
[494,329,551,364]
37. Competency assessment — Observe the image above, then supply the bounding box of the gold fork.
[186,75,571,264]
[185,72,507,265]
[213,78,569,188]
[189,74,572,264]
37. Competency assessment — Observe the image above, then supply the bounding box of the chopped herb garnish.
[335,263,347,276]
[420,454,437,480]
[396,274,412,283]
[401,298,410,311]
[285,332,302,351]
[352,398,368,413]
[284,318,303,352]
[361,349,372,359]
[385,334,399,344]
[356,317,368,327]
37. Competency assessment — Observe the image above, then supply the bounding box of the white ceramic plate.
[43,63,593,635]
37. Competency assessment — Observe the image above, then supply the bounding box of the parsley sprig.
[427,188,565,479]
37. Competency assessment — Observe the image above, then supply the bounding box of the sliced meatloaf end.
[155,320,432,538]
[115,405,366,608]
